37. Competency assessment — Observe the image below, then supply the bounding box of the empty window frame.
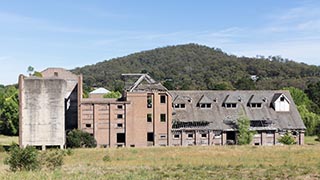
[188,133,194,138]
[160,114,166,122]
[147,132,154,142]
[173,134,180,139]
[147,95,152,108]
[117,105,123,109]
[85,124,92,128]
[201,133,207,138]
[117,123,123,128]
[117,114,123,119]
[159,134,167,139]
[200,103,211,108]
[117,133,125,143]
[160,95,166,103]
[225,103,237,108]
[251,103,262,108]
[174,103,186,109]
[280,96,285,102]
[147,114,152,122]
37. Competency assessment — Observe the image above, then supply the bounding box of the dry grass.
[0,135,18,146]
[0,144,320,179]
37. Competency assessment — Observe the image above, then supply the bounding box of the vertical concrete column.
[222,132,227,145]
[195,131,201,145]
[167,93,172,146]
[18,75,24,148]
[77,75,83,129]
[299,131,305,145]
[181,131,187,146]
[261,132,266,146]
[109,103,114,148]
[208,131,213,146]
[274,132,279,145]
[152,93,158,146]
[93,104,98,146]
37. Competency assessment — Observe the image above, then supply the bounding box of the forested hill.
[72,43,320,91]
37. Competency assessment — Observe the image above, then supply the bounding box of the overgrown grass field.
[0,143,320,180]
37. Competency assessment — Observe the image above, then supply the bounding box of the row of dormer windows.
[173,102,264,109]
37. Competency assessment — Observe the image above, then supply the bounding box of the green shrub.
[278,132,296,145]
[0,145,5,152]
[40,149,64,170]
[66,129,97,148]
[103,154,111,162]
[4,143,40,172]
[237,115,255,145]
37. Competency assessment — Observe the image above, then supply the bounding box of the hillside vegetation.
[72,43,320,91]
[1,145,320,179]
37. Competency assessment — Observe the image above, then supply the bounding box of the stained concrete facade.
[19,68,82,149]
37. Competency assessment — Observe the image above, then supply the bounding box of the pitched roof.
[198,95,212,104]
[169,90,305,131]
[90,88,110,94]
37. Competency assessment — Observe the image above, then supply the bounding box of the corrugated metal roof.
[89,88,110,94]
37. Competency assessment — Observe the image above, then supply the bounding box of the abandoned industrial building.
[19,68,306,149]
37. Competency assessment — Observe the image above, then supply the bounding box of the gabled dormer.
[172,95,189,109]
[247,95,264,109]
[271,93,290,112]
[222,95,239,109]
[198,95,212,109]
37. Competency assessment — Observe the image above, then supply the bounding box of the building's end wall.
[20,77,67,148]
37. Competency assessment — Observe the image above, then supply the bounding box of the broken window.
[200,103,211,109]
[117,105,123,109]
[160,134,167,139]
[117,114,123,119]
[117,133,125,143]
[147,114,152,122]
[117,123,123,128]
[160,95,166,103]
[280,96,285,102]
[201,133,207,138]
[173,134,180,139]
[174,103,186,109]
[225,103,237,109]
[147,132,154,142]
[160,114,166,122]
[188,133,194,138]
[251,103,262,108]
[85,124,91,128]
[147,95,152,108]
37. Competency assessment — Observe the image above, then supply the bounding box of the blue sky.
[1,0,320,85]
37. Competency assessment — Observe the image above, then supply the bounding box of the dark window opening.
[201,133,207,138]
[254,142,260,146]
[130,145,135,147]
[160,95,166,103]
[225,103,237,108]
[200,103,211,108]
[117,123,123,128]
[147,114,152,122]
[117,105,123,109]
[174,103,186,108]
[188,133,194,138]
[160,114,166,122]
[251,103,262,108]
[147,95,152,108]
[147,132,154,142]
[280,96,285,102]
[54,72,58,77]
[173,134,180,139]
[117,133,125,143]
[160,134,166,139]
[85,124,91,128]
[117,114,123,119]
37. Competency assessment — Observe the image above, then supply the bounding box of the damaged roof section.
[122,73,167,92]
[169,90,305,131]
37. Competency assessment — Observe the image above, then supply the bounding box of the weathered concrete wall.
[20,77,67,148]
